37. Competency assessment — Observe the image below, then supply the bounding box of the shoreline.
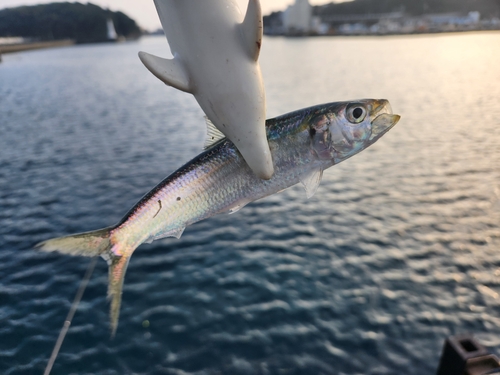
[265,28,500,38]
[0,39,75,54]
[0,28,498,60]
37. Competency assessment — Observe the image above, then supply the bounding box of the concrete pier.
[0,39,74,55]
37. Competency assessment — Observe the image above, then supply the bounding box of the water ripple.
[1,33,500,374]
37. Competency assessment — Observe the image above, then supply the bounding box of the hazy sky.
[0,0,338,31]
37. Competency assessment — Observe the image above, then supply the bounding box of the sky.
[0,0,339,31]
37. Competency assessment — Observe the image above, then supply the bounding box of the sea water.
[1,32,500,374]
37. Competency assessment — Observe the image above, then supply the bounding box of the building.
[283,0,312,33]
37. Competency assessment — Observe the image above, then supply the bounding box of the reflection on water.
[0,32,500,374]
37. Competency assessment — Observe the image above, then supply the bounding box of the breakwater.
[0,39,74,55]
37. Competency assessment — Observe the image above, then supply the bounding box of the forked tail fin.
[106,252,130,336]
[36,227,132,336]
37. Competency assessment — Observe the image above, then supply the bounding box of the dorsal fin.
[138,51,191,93]
[204,116,226,149]
[239,0,263,61]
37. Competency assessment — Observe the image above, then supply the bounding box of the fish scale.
[36,99,399,335]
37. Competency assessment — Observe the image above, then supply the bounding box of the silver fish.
[36,99,400,334]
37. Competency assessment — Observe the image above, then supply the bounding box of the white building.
[283,0,312,33]
[425,11,481,26]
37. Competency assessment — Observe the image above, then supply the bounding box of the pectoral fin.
[300,167,323,198]
[239,0,263,61]
[138,51,191,93]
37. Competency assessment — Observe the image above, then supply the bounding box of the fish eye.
[346,105,367,124]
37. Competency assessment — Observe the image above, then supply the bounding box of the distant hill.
[314,0,500,18]
[0,2,141,44]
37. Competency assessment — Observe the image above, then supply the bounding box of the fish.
[139,0,273,179]
[36,99,400,335]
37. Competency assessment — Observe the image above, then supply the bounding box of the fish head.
[308,99,400,163]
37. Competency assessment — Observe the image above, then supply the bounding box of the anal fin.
[151,227,186,242]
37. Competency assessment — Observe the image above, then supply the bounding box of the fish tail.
[36,226,133,337]
[107,250,131,337]
[35,227,114,257]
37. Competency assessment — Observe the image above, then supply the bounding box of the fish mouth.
[369,99,400,141]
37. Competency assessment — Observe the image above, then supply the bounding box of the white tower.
[107,18,118,40]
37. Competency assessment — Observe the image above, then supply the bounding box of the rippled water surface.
[1,32,500,374]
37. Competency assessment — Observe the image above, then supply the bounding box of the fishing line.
[43,256,98,375]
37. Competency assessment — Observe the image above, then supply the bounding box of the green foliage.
[0,2,141,43]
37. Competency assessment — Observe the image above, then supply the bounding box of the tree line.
[0,2,141,43]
